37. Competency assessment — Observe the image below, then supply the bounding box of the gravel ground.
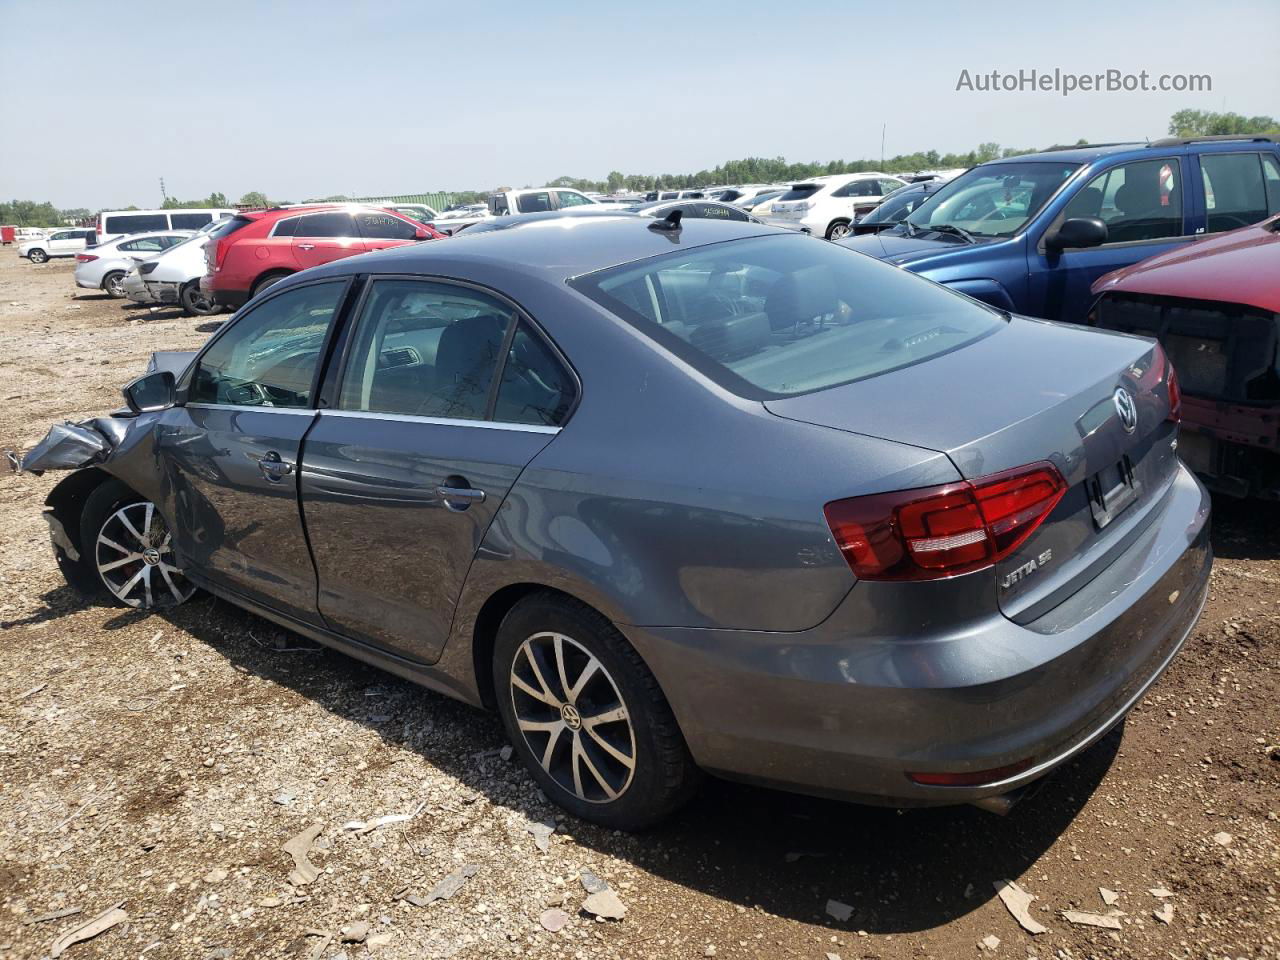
[0,252,1277,960]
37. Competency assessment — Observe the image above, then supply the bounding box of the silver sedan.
[73,231,192,298]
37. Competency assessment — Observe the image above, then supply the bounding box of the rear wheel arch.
[470,584,662,712]
[251,269,293,297]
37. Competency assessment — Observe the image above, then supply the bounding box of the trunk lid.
[766,316,1181,619]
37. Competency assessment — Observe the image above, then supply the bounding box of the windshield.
[903,161,1081,238]
[777,184,821,202]
[571,234,1003,399]
[861,186,932,225]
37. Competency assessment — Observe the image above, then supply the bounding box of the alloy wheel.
[106,273,125,297]
[95,501,194,608]
[828,222,851,239]
[29,249,48,263]
[509,631,636,803]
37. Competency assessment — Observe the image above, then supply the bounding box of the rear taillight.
[823,462,1067,582]
[1166,362,1182,424]
[75,254,98,262]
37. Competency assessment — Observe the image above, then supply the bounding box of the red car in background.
[1091,214,1280,498]
[203,204,443,310]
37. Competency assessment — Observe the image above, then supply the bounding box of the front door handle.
[297,243,315,251]
[252,451,294,482]
[436,484,486,510]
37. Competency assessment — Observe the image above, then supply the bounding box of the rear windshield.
[210,215,255,240]
[571,234,1004,399]
[777,184,821,202]
[104,213,167,234]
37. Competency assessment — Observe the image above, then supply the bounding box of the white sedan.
[73,231,193,298]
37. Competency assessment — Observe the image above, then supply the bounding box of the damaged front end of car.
[6,351,195,596]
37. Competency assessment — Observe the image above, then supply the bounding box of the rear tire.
[493,592,700,830]
[77,480,196,609]
[252,271,290,298]
[28,248,48,264]
[102,271,126,298]
[825,219,852,240]
[180,280,220,317]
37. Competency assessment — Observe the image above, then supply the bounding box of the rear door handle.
[297,243,315,251]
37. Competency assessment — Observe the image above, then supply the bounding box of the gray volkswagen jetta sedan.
[35,213,1211,829]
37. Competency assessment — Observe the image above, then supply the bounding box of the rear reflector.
[824,462,1067,582]
[1166,361,1182,424]
[76,254,98,262]
[907,757,1034,786]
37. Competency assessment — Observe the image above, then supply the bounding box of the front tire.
[77,481,196,609]
[493,593,700,830]
[28,248,48,264]
[825,219,852,240]
[102,271,126,298]
[180,280,220,317]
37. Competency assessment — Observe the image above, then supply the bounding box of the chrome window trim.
[185,403,318,416]
[318,409,561,434]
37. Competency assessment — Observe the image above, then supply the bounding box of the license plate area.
[1087,455,1140,530]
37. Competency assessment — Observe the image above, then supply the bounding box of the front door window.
[190,281,345,408]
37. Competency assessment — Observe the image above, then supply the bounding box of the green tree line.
[6,109,1274,224]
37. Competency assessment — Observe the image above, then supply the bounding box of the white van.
[95,208,236,244]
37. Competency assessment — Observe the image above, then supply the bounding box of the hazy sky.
[2,0,1277,209]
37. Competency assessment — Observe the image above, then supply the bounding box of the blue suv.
[838,135,1280,324]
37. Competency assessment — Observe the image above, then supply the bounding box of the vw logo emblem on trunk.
[1114,388,1137,434]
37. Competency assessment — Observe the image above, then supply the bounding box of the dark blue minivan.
[839,135,1280,324]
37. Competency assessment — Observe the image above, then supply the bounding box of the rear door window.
[119,236,171,252]
[1265,155,1280,213]
[337,279,516,420]
[555,191,593,208]
[1063,158,1183,242]
[1201,153,1271,234]
[354,211,419,241]
[295,212,357,238]
[170,212,214,230]
[272,217,301,238]
[515,192,553,213]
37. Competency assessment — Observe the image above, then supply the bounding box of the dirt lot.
[0,251,1276,960]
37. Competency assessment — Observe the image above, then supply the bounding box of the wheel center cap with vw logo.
[560,703,583,730]
[142,547,162,566]
[1113,388,1137,434]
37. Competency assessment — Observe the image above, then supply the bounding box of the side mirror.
[1046,217,1108,252]
[123,370,176,414]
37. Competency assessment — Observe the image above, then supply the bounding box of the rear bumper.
[201,275,248,310]
[624,461,1212,805]
[146,281,182,304]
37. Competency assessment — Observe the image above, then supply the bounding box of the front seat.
[1110,177,1166,242]
[418,315,508,420]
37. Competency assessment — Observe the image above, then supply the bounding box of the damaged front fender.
[10,420,120,475]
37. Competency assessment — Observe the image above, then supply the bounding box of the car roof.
[994,136,1280,166]
[303,216,787,284]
